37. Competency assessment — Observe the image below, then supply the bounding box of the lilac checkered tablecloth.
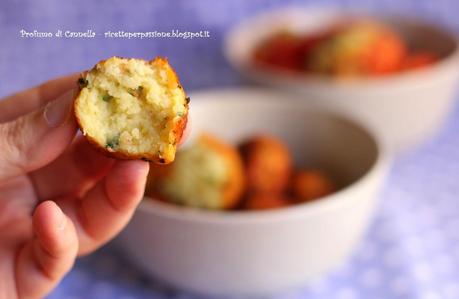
[2,0,459,298]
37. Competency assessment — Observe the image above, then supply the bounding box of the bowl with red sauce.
[225,7,459,151]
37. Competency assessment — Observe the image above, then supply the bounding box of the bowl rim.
[138,88,391,224]
[224,6,459,89]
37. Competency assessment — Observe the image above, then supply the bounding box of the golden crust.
[239,135,292,193]
[290,170,336,203]
[74,57,188,164]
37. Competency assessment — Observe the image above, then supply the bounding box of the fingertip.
[33,201,66,234]
[112,160,150,183]
[33,201,78,257]
[17,203,78,297]
[105,160,149,211]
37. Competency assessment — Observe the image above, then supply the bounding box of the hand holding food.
[0,71,154,299]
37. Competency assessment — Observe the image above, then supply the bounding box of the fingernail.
[44,89,76,127]
[55,206,67,231]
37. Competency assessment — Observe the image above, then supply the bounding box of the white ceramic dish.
[117,89,390,297]
[225,7,459,152]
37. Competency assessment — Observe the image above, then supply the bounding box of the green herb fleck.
[204,175,218,184]
[106,135,120,150]
[78,77,88,89]
[128,86,144,97]
[136,86,145,98]
[102,94,113,102]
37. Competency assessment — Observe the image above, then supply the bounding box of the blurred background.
[2,0,459,97]
[2,0,459,298]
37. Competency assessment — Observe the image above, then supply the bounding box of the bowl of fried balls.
[144,133,337,211]
[117,88,390,296]
[225,8,459,151]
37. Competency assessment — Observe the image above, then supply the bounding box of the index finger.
[0,73,80,123]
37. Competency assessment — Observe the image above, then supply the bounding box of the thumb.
[0,89,78,181]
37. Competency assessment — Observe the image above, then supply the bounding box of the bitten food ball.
[244,193,292,210]
[239,135,292,193]
[74,56,188,164]
[156,134,245,210]
[291,170,336,202]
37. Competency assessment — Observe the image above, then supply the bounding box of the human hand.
[0,75,149,299]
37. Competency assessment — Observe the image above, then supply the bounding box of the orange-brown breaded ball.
[244,193,292,210]
[156,133,246,210]
[291,170,336,202]
[307,21,407,76]
[239,135,292,193]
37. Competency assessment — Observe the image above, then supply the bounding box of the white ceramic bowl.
[225,7,459,152]
[117,89,390,297]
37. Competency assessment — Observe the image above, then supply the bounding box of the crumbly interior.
[160,141,229,209]
[76,57,186,162]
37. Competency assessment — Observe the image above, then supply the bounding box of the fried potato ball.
[74,56,188,164]
[244,193,292,210]
[239,135,292,193]
[156,133,245,210]
[308,21,406,76]
[291,170,336,202]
